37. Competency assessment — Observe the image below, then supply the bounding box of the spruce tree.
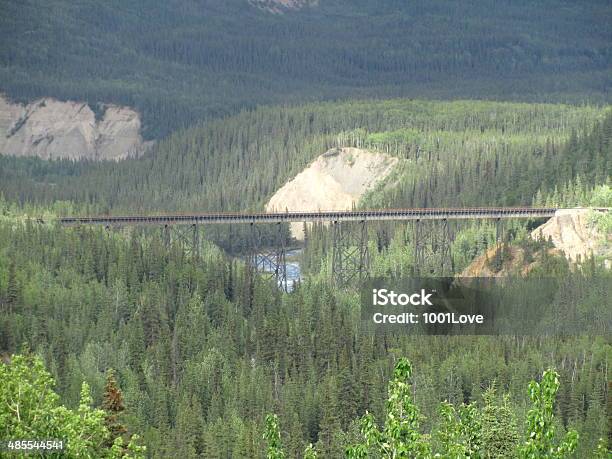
[316,376,342,457]
[102,369,127,448]
[480,388,519,458]
[6,261,19,312]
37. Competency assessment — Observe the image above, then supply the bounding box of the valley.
[0,1,610,457]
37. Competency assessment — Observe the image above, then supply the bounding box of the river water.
[251,248,302,291]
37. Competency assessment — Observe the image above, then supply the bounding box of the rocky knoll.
[530,208,610,263]
[266,147,398,239]
[462,208,611,276]
[0,94,149,161]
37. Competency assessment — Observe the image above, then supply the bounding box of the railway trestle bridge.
[59,207,575,288]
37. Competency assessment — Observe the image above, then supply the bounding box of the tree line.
[1,1,611,138]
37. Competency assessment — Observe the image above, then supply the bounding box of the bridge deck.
[59,207,565,226]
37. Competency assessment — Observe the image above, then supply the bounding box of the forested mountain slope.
[1,1,611,457]
[0,100,609,216]
[1,0,610,138]
[0,203,610,457]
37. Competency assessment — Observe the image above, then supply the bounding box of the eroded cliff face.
[266,147,398,239]
[531,208,610,263]
[0,94,149,161]
[460,244,563,278]
[462,208,611,276]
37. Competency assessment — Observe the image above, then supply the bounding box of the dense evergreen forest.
[1,100,609,213]
[1,95,611,456]
[1,0,611,138]
[1,99,610,250]
[1,1,611,456]
[0,198,610,457]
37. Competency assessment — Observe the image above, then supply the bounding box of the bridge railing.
[57,207,562,226]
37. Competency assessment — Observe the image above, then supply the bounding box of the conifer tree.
[6,260,19,312]
[480,388,519,458]
[316,376,342,457]
[102,369,128,448]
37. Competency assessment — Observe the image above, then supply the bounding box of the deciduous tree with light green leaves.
[263,414,285,459]
[264,357,608,458]
[346,358,431,458]
[435,401,481,458]
[0,354,145,458]
[264,414,321,459]
[518,369,578,458]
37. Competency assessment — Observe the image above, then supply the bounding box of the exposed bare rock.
[460,244,563,278]
[0,94,150,161]
[462,208,611,277]
[266,147,398,239]
[531,208,610,263]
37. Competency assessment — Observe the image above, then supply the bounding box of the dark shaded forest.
[1,0,611,138]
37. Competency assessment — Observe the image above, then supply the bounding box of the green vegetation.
[0,96,610,457]
[0,100,608,220]
[0,203,609,457]
[0,48,611,459]
[266,359,601,457]
[346,358,431,457]
[263,414,286,459]
[519,370,578,458]
[1,1,611,456]
[0,353,145,458]
[1,1,611,138]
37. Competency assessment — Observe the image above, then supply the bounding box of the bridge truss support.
[492,217,509,268]
[248,222,288,292]
[332,220,370,286]
[412,219,453,276]
[162,223,200,259]
[495,217,506,243]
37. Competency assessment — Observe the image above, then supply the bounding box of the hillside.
[1,2,611,457]
[266,147,397,238]
[1,0,611,139]
[531,208,611,265]
[0,100,608,215]
[460,243,563,278]
[0,200,610,457]
[461,207,611,277]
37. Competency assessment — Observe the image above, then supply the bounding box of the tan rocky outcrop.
[460,244,562,278]
[0,94,149,161]
[266,147,398,239]
[462,208,610,277]
[531,208,609,263]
